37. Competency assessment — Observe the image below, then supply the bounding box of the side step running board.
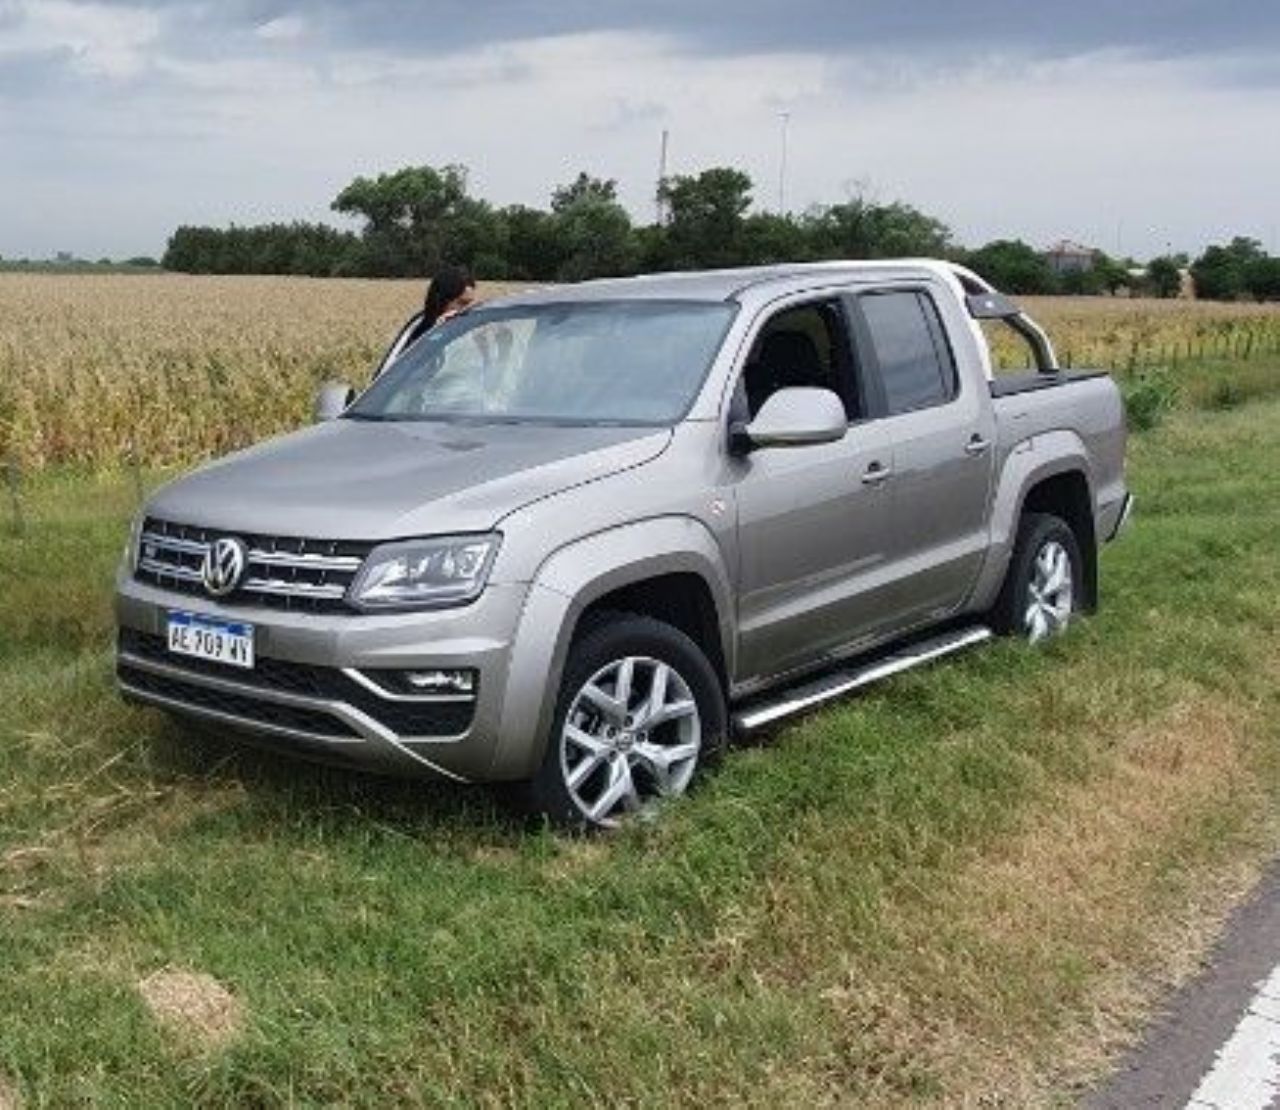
[733,625,993,733]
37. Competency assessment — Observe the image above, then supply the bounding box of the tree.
[800,198,951,260]
[656,167,754,269]
[1145,255,1183,299]
[1191,237,1266,301]
[1243,254,1280,302]
[331,164,473,277]
[498,205,563,280]
[963,239,1057,295]
[741,213,810,265]
[551,172,618,214]
[553,196,637,280]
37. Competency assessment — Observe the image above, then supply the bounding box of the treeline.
[161,163,1280,301]
[164,165,952,283]
[162,223,360,277]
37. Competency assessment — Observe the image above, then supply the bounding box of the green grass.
[1,397,1279,1106]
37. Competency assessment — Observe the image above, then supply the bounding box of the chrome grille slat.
[249,551,364,572]
[141,532,207,556]
[135,517,372,613]
[138,558,203,582]
[242,578,349,600]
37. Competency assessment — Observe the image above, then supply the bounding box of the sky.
[2,0,1278,261]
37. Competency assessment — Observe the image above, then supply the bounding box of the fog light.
[404,669,476,696]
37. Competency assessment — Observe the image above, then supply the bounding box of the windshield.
[347,300,736,426]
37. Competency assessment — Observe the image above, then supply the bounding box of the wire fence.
[991,323,1280,374]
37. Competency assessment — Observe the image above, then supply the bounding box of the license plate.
[166,611,255,669]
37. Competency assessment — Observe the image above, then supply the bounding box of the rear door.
[846,286,996,627]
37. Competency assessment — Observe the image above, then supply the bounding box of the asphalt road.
[1085,861,1280,1109]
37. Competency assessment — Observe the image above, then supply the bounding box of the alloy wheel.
[1024,539,1074,643]
[560,656,702,827]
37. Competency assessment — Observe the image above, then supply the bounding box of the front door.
[730,298,899,685]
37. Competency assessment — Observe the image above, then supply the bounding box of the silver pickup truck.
[116,260,1131,827]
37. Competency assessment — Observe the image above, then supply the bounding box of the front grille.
[118,662,362,739]
[135,517,373,614]
[119,630,476,739]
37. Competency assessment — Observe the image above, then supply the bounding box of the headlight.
[348,534,501,611]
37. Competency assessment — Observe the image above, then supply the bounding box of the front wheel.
[991,512,1082,643]
[522,613,727,829]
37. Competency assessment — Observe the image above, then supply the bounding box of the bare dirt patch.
[0,1073,22,1110]
[137,968,244,1051]
[540,838,609,881]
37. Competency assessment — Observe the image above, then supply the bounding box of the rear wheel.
[991,512,1082,643]
[523,613,727,829]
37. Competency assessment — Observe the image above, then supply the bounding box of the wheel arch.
[1019,471,1098,611]
[968,431,1097,614]
[490,517,733,780]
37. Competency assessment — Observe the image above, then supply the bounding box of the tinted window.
[860,291,956,414]
[348,300,736,426]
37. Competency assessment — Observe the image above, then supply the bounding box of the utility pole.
[778,112,791,215]
[656,129,670,225]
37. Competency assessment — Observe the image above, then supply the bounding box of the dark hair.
[422,264,476,327]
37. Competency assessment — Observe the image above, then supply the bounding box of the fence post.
[128,440,145,508]
[5,457,24,538]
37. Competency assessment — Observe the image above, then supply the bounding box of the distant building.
[1044,239,1097,275]
[54,251,73,265]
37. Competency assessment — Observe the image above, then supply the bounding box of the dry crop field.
[2,271,1280,470]
[0,274,522,470]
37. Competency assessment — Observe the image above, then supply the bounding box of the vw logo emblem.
[202,537,247,597]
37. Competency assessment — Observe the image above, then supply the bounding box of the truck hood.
[146,418,672,540]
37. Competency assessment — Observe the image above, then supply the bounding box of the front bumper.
[114,574,535,782]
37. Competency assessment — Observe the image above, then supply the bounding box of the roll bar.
[949,265,1059,373]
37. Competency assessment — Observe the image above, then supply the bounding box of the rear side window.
[860,291,957,414]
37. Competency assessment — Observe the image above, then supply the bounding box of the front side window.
[740,301,861,419]
[348,300,737,426]
[859,290,957,415]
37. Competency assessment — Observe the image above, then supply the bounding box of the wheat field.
[2,272,1278,469]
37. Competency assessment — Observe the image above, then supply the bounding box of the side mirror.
[314,382,356,422]
[731,387,847,453]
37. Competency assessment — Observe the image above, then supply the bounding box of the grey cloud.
[89,0,1280,62]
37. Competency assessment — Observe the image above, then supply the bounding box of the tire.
[521,612,727,830]
[990,512,1082,643]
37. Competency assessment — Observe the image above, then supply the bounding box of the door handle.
[964,435,991,457]
[861,462,892,486]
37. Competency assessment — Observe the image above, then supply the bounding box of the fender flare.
[488,516,734,780]
[969,430,1095,613]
